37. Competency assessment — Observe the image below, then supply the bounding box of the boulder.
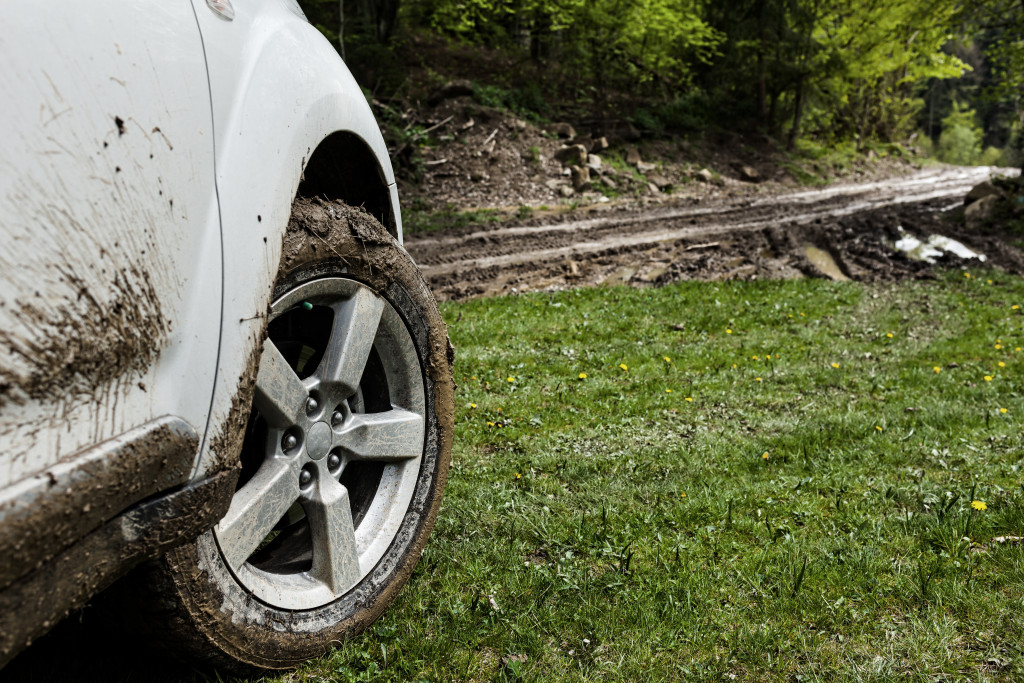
[636,161,657,174]
[559,185,575,197]
[587,154,602,171]
[695,168,715,183]
[647,182,661,195]
[739,165,760,182]
[649,175,673,190]
[591,137,609,153]
[965,194,1001,228]
[548,122,577,139]
[554,144,588,166]
[964,181,1004,206]
[426,80,474,107]
[545,179,564,191]
[626,147,642,166]
[571,166,592,191]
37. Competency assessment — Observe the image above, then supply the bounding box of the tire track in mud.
[406,167,1021,301]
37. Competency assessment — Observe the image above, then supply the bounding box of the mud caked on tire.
[130,199,453,672]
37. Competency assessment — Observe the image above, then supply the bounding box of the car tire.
[126,198,453,672]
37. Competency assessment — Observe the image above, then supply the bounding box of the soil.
[405,167,1024,301]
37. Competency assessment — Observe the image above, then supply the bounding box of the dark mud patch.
[0,264,167,408]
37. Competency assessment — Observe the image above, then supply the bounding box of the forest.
[298,0,1022,170]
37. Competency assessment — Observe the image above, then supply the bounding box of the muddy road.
[407,167,1023,301]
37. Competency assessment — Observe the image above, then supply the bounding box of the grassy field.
[272,269,1024,682]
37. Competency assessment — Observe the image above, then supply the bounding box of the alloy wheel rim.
[214,277,425,610]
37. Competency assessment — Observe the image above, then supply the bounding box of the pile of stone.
[964,176,1024,229]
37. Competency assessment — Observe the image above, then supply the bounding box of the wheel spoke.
[318,288,385,396]
[254,339,308,428]
[303,476,361,594]
[216,458,301,570]
[336,409,424,461]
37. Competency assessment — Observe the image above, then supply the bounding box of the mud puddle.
[406,167,1023,301]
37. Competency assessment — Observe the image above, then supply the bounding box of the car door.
[0,1,222,487]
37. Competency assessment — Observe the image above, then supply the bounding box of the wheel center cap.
[306,422,332,461]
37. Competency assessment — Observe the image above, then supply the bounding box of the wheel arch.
[298,131,399,240]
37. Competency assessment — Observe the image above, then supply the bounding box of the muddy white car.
[0,0,453,672]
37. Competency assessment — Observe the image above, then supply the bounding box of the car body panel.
[188,0,401,478]
[0,0,222,487]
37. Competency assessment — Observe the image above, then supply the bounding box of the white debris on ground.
[893,226,986,263]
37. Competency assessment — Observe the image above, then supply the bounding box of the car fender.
[190,0,400,478]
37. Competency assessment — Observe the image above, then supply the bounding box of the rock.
[695,168,715,183]
[626,147,642,166]
[636,161,657,174]
[559,185,575,198]
[426,80,474,107]
[649,175,673,190]
[965,194,1001,228]
[470,171,488,182]
[647,182,661,194]
[587,154,602,171]
[603,176,618,190]
[511,118,527,131]
[608,121,641,142]
[545,179,564,190]
[548,122,577,139]
[965,181,1004,206]
[591,136,609,153]
[739,165,760,182]
[571,166,591,191]
[554,144,588,166]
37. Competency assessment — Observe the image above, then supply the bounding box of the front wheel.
[141,199,453,672]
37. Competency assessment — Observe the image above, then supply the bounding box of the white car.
[0,0,453,672]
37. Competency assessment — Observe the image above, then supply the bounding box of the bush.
[936,102,983,165]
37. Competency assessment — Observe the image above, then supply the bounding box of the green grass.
[271,269,1024,682]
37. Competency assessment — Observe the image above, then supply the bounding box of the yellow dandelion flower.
[665,389,672,393]
[1013,305,1020,310]
[755,377,763,382]
[469,403,477,409]
[875,426,882,431]
[663,356,672,363]
[752,355,759,360]
[618,363,629,372]
[726,329,733,334]
[999,362,1006,367]
[471,376,478,380]
[578,372,587,379]
[831,362,840,368]
[515,473,522,480]
[487,421,495,427]
[988,279,994,284]
[886,333,894,338]
[788,314,793,318]
[507,376,515,383]
[985,375,993,382]
[995,344,1003,350]
[685,397,693,402]
[964,272,971,278]
[680,492,687,498]
[800,312,805,317]
[732,363,738,369]
[933,366,941,374]
[971,500,987,511]
[762,452,770,460]
[1017,347,1022,352]
[1000,408,1008,414]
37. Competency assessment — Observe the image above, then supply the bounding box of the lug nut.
[282,434,298,451]
[299,469,313,487]
[306,397,319,414]
[328,453,341,470]
[331,410,344,426]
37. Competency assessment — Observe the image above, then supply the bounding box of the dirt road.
[406,166,1022,301]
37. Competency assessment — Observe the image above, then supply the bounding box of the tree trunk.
[338,0,346,60]
[788,73,805,150]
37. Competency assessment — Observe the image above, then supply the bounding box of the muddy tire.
[130,199,453,673]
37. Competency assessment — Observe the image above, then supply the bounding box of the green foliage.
[937,102,983,165]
